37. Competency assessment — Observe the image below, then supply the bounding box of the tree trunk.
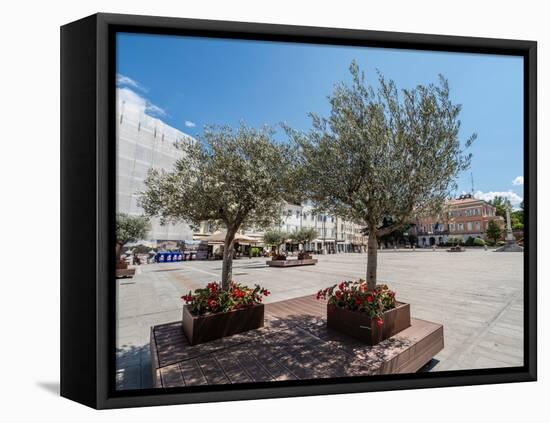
[115,242,123,263]
[366,230,378,291]
[221,228,237,291]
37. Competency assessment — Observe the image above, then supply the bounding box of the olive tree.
[288,61,475,291]
[139,124,295,290]
[115,213,150,261]
[263,229,288,254]
[290,227,318,250]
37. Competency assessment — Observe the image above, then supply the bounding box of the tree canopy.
[290,227,318,246]
[116,213,150,246]
[489,196,513,218]
[486,220,502,244]
[288,61,475,289]
[139,123,296,289]
[262,229,288,254]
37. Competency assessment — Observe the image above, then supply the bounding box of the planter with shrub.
[298,251,312,260]
[317,280,410,345]
[181,281,270,345]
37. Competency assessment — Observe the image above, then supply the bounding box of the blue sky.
[116,33,524,205]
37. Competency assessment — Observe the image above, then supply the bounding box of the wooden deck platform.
[150,295,444,388]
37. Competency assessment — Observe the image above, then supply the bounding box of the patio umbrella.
[203,231,259,244]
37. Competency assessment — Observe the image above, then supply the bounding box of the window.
[475,221,481,231]
[458,223,464,231]
[467,222,472,231]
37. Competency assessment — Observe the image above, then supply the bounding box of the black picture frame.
[60,12,537,409]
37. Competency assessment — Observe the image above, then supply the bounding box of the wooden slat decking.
[151,295,444,388]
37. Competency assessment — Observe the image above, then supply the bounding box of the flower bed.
[182,281,270,315]
[181,281,270,345]
[317,280,410,345]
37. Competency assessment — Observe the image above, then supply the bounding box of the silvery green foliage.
[290,61,475,235]
[139,123,296,289]
[288,61,475,288]
[262,229,288,253]
[139,124,294,230]
[290,227,318,245]
[116,212,150,245]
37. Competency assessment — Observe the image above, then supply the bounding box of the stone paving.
[116,249,524,390]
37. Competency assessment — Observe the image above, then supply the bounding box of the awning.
[202,231,260,245]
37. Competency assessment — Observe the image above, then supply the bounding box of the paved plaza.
[116,249,524,390]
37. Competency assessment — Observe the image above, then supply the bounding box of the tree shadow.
[116,343,152,390]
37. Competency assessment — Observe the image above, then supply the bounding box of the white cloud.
[184,120,196,128]
[474,190,523,206]
[117,87,167,118]
[512,176,524,186]
[145,103,167,117]
[116,73,147,92]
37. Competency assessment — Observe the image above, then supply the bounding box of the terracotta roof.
[448,197,487,206]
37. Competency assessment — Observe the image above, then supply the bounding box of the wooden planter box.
[327,302,411,345]
[182,303,264,345]
[116,269,135,278]
[115,260,135,278]
[267,258,318,267]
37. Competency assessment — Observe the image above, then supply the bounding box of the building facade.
[253,202,367,253]
[116,87,195,242]
[415,194,505,246]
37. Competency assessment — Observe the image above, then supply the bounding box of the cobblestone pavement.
[116,249,523,390]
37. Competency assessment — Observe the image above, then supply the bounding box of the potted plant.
[262,229,288,261]
[317,280,410,345]
[288,62,473,343]
[290,227,317,259]
[297,251,311,260]
[181,281,270,345]
[115,213,150,277]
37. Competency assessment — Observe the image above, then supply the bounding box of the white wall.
[116,87,196,241]
[1,1,547,422]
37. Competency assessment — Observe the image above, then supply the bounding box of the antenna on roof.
[470,172,475,197]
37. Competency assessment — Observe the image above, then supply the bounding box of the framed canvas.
[60,13,537,409]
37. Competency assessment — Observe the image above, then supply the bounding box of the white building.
[116,87,195,242]
[115,87,367,252]
[249,202,366,253]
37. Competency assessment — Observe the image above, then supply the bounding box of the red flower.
[366,295,373,303]
[335,291,342,299]
[355,298,362,306]
[207,299,217,309]
[262,289,270,296]
[375,317,384,328]
[181,294,193,303]
[338,282,345,290]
